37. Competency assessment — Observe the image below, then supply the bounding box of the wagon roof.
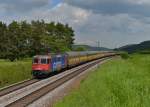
[33,55,51,58]
[33,53,67,58]
[65,52,80,57]
[65,51,102,57]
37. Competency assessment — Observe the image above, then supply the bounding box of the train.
[32,51,117,78]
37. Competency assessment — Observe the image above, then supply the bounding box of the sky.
[1,0,150,48]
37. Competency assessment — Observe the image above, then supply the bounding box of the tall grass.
[0,59,32,88]
[54,54,150,107]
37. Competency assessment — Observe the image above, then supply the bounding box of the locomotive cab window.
[41,58,47,64]
[33,58,39,64]
[47,59,50,64]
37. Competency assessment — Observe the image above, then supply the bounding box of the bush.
[120,52,129,59]
[138,50,150,54]
[74,46,87,51]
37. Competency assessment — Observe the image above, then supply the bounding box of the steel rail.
[0,79,39,97]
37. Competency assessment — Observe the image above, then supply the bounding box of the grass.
[54,54,150,107]
[0,59,32,88]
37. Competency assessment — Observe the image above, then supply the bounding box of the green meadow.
[0,59,32,88]
[54,54,150,107]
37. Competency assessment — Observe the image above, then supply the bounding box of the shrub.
[120,52,129,59]
[138,50,150,54]
[74,46,87,51]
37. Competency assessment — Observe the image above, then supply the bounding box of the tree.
[19,21,32,57]
[6,21,21,61]
[0,20,75,61]
[0,21,7,58]
[30,20,46,55]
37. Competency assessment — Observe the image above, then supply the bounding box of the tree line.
[0,20,75,61]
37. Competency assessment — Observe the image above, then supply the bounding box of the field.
[54,54,150,107]
[0,59,32,88]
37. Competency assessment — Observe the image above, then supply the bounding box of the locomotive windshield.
[41,58,50,64]
[33,56,50,64]
[41,58,47,64]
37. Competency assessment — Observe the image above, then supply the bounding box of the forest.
[0,20,75,61]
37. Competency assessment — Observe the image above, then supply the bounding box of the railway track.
[0,56,117,107]
[0,79,39,97]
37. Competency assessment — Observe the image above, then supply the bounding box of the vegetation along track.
[5,56,117,107]
[0,55,117,107]
[0,79,39,97]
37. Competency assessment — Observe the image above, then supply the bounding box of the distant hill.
[73,45,112,51]
[115,40,150,53]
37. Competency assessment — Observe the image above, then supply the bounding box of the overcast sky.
[0,0,150,48]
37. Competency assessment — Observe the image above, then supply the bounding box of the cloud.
[74,13,150,48]
[27,3,150,48]
[64,0,150,16]
[0,0,49,13]
[24,3,91,25]
[42,3,150,48]
[1,1,150,48]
